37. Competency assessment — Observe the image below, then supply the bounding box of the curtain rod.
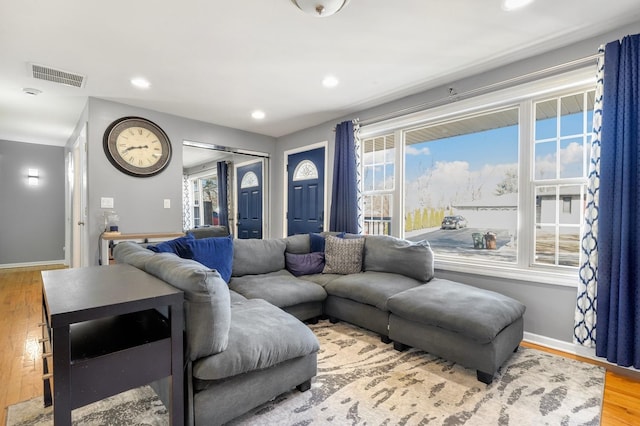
[358,53,602,127]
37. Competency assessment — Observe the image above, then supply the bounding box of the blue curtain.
[596,34,640,368]
[330,120,359,233]
[217,161,229,228]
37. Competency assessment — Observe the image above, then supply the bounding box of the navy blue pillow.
[148,234,194,258]
[309,232,345,253]
[186,235,234,283]
[285,252,325,277]
[309,233,326,253]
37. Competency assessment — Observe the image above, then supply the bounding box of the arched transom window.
[292,160,318,181]
[240,171,259,188]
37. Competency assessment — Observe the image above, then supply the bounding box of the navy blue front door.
[236,161,263,239]
[287,147,325,236]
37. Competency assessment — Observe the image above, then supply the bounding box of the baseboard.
[524,331,640,378]
[0,260,67,269]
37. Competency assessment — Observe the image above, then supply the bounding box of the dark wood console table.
[41,264,184,425]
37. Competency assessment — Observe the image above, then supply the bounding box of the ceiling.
[1,0,639,147]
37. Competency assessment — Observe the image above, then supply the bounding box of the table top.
[100,232,185,241]
[42,264,183,327]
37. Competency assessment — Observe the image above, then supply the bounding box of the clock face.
[104,117,172,177]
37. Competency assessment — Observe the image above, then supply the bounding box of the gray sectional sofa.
[113,232,525,425]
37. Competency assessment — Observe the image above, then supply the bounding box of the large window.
[190,174,219,227]
[403,107,519,263]
[360,72,595,280]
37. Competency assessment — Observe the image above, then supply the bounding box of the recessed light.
[502,0,534,11]
[322,75,339,88]
[22,87,42,96]
[131,77,151,89]
[251,110,266,120]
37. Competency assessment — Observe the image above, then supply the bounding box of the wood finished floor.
[1,265,639,425]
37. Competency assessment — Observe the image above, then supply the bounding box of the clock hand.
[122,145,149,153]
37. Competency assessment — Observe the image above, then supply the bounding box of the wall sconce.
[28,168,39,186]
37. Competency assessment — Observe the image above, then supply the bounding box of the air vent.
[29,63,86,88]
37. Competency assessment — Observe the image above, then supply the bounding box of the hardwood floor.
[1,265,639,425]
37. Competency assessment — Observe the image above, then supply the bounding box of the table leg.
[52,324,72,426]
[170,302,184,426]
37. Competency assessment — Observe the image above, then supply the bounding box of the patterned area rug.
[6,321,603,426]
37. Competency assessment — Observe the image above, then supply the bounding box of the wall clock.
[103,116,172,177]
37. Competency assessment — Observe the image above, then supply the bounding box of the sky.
[400,112,588,211]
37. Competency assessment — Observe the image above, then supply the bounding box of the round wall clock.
[103,116,172,177]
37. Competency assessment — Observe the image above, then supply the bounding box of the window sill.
[434,258,579,288]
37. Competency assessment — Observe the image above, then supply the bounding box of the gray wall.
[0,140,65,265]
[83,98,276,264]
[272,22,640,345]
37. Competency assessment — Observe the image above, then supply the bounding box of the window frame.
[188,170,219,228]
[359,67,596,287]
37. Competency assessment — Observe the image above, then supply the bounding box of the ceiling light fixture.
[322,75,339,88]
[22,87,42,96]
[290,0,350,17]
[502,0,534,11]
[251,110,266,120]
[131,77,151,89]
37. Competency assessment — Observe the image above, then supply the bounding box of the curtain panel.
[574,48,604,348]
[596,33,640,368]
[217,161,229,228]
[330,120,359,234]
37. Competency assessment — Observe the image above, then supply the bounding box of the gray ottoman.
[387,278,525,384]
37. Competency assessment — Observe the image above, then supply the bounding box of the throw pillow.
[309,232,345,253]
[186,235,234,283]
[323,235,364,274]
[285,252,325,276]
[309,232,326,252]
[148,234,194,257]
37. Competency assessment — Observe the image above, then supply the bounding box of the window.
[403,107,519,263]
[533,91,593,267]
[190,173,219,227]
[362,134,394,235]
[359,71,595,281]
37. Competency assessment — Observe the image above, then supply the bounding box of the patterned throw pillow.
[323,235,364,274]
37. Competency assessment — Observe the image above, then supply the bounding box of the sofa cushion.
[285,234,311,254]
[297,272,342,287]
[386,279,526,343]
[186,225,229,239]
[324,271,422,311]
[145,253,231,361]
[148,234,193,257]
[363,235,434,282]
[192,299,319,381]
[186,235,234,283]
[285,252,325,276]
[232,238,286,277]
[229,270,327,308]
[112,242,154,270]
[323,235,364,274]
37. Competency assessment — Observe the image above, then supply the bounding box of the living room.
[1,1,640,424]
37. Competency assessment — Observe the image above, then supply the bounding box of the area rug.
[6,321,604,426]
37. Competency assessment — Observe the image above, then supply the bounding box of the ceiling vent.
[29,63,86,88]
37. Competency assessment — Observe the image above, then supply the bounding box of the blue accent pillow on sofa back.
[186,235,234,283]
[148,234,194,257]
